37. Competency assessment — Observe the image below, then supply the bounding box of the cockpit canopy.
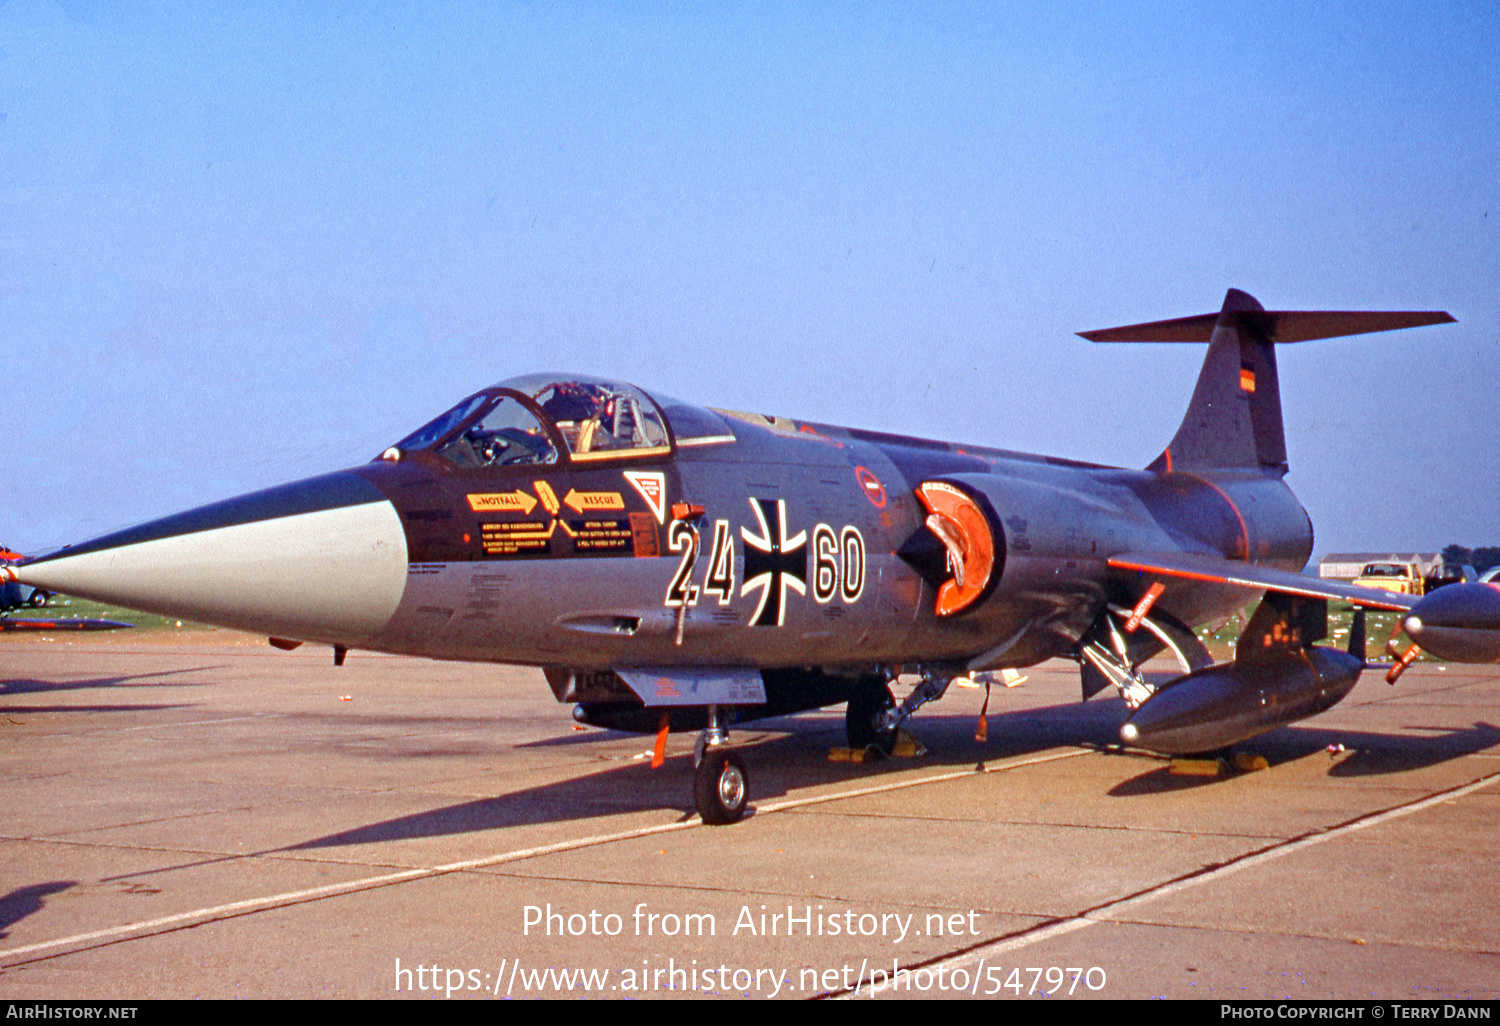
[387,374,732,469]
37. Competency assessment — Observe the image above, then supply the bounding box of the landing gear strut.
[846,667,959,756]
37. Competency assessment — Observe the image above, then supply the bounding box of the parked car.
[1424,563,1478,591]
[1353,561,1426,595]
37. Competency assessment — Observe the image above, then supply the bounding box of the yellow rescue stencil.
[564,489,625,514]
[533,480,562,516]
[480,520,556,555]
[466,491,538,514]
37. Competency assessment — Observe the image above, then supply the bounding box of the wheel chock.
[1169,757,1226,777]
[1233,752,1269,772]
[830,729,926,762]
[891,728,927,758]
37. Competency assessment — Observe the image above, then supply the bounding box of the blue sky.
[2,0,1496,557]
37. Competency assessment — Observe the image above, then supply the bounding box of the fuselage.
[13,375,1313,679]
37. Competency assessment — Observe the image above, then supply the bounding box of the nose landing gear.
[692,704,749,825]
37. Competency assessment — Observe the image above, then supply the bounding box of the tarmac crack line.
[751,748,1091,816]
[16,713,291,740]
[0,746,1090,967]
[834,767,1500,999]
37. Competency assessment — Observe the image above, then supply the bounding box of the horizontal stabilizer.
[1108,551,1417,612]
[1080,309,1454,344]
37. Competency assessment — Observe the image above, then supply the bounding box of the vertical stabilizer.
[1080,291,1454,477]
[1155,288,1286,474]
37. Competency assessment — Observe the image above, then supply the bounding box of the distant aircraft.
[2,540,132,630]
[0,616,134,633]
[1,545,51,611]
[7,289,1493,823]
[2,545,131,631]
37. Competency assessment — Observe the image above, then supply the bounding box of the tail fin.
[1080,289,1455,476]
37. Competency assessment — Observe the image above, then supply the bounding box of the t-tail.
[1080,288,1455,476]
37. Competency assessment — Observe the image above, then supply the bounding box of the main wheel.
[845,679,898,755]
[28,590,49,608]
[694,749,749,825]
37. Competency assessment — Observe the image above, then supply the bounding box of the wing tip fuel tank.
[1404,584,1500,664]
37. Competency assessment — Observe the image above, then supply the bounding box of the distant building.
[1319,552,1441,581]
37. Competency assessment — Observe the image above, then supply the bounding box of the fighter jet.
[6,288,1488,823]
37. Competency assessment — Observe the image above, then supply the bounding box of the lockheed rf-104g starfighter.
[11,288,1497,823]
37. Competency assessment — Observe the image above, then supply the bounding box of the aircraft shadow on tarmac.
[0,666,213,715]
[284,703,1119,849]
[1108,720,1500,795]
[0,881,75,940]
[285,697,1499,850]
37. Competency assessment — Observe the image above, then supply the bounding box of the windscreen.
[499,374,670,459]
[391,392,491,452]
[436,396,558,468]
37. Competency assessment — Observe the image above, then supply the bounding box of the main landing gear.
[845,668,956,757]
[845,678,899,755]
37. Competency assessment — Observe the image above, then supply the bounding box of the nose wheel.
[694,749,749,825]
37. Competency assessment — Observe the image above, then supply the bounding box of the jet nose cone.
[12,472,407,645]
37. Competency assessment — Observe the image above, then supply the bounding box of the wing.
[1107,551,1417,612]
